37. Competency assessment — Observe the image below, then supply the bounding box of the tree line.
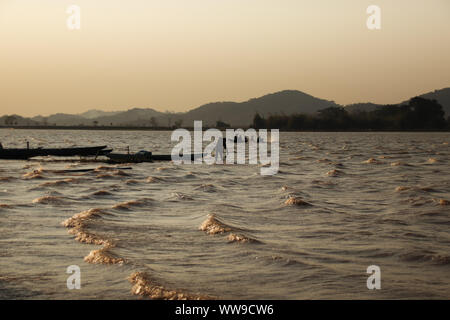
[251,97,450,131]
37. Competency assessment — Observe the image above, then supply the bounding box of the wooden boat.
[106,151,204,163]
[0,145,111,160]
[39,146,111,157]
[107,151,153,163]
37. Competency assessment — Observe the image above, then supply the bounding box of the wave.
[32,195,65,205]
[390,161,412,167]
[62,208,107,229]
[22,169,44,180]
[146,176,164,183]
[263,255,308,267]
[62,208,126,272]
[326,169,343,177]
[95,173,115,179]
[395,186,411,192]
[94,166,118,172]
[227,233,258,244]
[38,179,70,187]
[396,186,438,193]
[399,252,450,265]
[63,210,109,243]
[95,169,129,179]
[128,272,212,300]
[84,246,125,265]
[112,199,148,210]
[363,158,384,164]
[281,185,299,192]
[91,190,113,197]
[199,214,232,235]
[62,208,113,246]
[284,197,312,206]
[112,170,130,177]
[25,167,45,174]
[198,214,257,245]
[70,229,112,246]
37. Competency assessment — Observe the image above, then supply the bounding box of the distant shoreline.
[0,125,449,132]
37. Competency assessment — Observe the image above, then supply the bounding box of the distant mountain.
[32,113,88,126]
[0,114,40,126]
[29,108,167,127]
[1,88,448,127]
[78,110,121,119]
[182,90,338,126]
[9,90,337,127]
[92,108,168,126]
[346,87,450,116]
[416,88,450,116]
[344,103,384,114]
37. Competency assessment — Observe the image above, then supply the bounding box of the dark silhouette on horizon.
[1,88,450,130]
[251,97,449,131]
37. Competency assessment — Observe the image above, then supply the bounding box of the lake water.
[0,129,449,299]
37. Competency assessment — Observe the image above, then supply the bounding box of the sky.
[1,0,449,117]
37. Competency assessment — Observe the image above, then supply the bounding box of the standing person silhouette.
[215,138,225,163]
[222,137,227,150]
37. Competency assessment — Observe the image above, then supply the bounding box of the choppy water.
[0,129,449,299]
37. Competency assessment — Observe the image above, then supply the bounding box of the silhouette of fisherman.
[216,137,242,162]
[216,135,261,163]
[222,137,228,150]
[220,136,243,151]
[221,135,259,149]
[214,138,225,163]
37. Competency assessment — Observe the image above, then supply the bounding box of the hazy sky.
[1,0,449,116]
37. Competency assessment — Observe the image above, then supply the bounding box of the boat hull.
[107,153,153,163]
[0,146,110,160]
[106,153,204,163]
